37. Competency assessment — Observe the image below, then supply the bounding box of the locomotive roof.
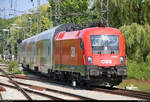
[81,27,122,35]
[55,27,122,40]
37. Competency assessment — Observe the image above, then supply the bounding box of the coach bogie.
[34,66,39,72]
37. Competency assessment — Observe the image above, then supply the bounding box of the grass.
[118,79,150,92]
[118,59,150,92]
[127,59,150,80]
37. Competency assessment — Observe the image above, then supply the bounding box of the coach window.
[80,39,84,50]
[48,46,50,56]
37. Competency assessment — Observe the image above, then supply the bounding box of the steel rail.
[0,93,3,100]
[12,80,95,100]
[0,82,63,100]
[0,68,32,100]
[94,87,150,100]
[0,75,96,100]
[0,64,8,67]
[114,88,150,100]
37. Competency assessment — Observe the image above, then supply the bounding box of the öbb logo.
[101,60,112,64]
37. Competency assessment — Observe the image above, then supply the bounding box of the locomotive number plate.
[90,69,99,76]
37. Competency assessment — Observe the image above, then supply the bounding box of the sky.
[0,0,49,19]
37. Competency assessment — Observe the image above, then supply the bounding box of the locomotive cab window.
[90,35,119,54]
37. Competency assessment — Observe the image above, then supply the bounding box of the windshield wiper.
[98,51,101,54]
[111,50,114,54]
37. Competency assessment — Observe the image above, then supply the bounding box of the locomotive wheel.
[110,85,114,88]
[24,65,30,71]
[21,63,24,68]
[49,71,55,81]
[78,80,86,87]
[34,67,38,72]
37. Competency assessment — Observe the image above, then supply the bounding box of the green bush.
[127,59,150,80]
[8,61,24,74]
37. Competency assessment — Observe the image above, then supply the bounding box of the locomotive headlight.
[120,57,124,63]
[88,57,93,64]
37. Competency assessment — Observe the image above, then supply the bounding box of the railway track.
[13,74,150,100]
[0,67,95,100]
[10,73,149,100]
[0,82,62,100]
[0,63,147,100]
[0,64,8,67]
[0,92,3,100]
[94,87,150,100]
[9,80,95,100]
[0,68,32,100]
[0,73,146,100]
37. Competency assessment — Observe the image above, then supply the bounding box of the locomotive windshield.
[90,35,119,54]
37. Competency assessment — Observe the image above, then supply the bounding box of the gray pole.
[37,0,41,33]
[16,27,21,40]
[29,17,32,36]
[54,0,60,25]
[55,0,57,25]
[24,16,27,39]
[7,30,10,58]
[2,29,9,60]
[106,0,109,26]
[30,19,32,36]
[7,30,9,38]
[2,30,6,60]
[4,8,6,19]
[16,26,22,59]
[11,24,16,60]
[49,5,52,28]
[100,0,109,26]
[100,0,103,24]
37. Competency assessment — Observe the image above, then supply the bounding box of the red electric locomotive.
[54,26,126,87]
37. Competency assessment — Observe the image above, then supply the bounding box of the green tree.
[92,0,150,27]
[120,23,150,62]
[48,0,90,26]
